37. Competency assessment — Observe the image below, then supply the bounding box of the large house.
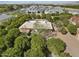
[19,19,53,33]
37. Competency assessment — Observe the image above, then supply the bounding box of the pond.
[65,8,79,15]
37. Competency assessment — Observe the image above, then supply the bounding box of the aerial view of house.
[19,19,53,32]
[0,1,79,57]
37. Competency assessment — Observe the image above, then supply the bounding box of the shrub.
[59,26,67,34]
[67,24,77,35]
[14,35,30,51]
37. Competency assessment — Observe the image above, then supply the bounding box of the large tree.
[24,48,45,57]
[5,28,20,48]
[0,29,7,36]
[46,14,52,22]
[53,16,60,22]
[31,33,46,49]
[6,15,27,30]
[14,35,30,51]
[23,33,46,57]
[0,37,5,49]
[47,38,66,55]
[67,24,77,35]
[0,37,6,56]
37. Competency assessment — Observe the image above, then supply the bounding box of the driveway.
[56,32,79,57]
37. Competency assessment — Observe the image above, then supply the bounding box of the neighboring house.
[70,16,79,25]
[19,19,53,33]
[45,8,56,14]
[25,5,64,14]
[45,7,64,14]
[25,5,46,13]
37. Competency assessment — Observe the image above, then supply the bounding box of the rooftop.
[45,7,64,14]
[25,5,64,14]
[19,19,53,30]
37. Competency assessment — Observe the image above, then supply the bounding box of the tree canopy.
[14,35,30,51]
[31,33,46,49]
[59,52,71,57]
[1,48,22,57]
[47,38,66,55]
[24,48,45,57]
[67,24,77,35]
[0,37,5,49]
[5,28,20,48]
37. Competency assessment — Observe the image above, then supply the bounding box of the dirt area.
[56,32,79,57]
